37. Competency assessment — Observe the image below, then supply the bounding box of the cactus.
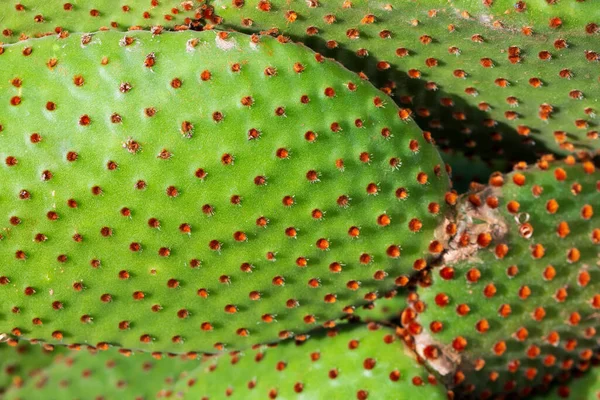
[406,159,600,398]
[169,322,450,399]
[2,2,600,399]
[532,356,600,400]
[446,0,600,33]
[0,1,210,43]
[0,340,61,395]
[211,0,600,167]
[352,288,404,324]
[2,344,199,400]
[441,151,506,193]
[0,29,450,354]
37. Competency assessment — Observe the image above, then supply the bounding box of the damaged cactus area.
[0,1,599,399]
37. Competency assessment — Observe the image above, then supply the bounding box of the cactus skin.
[441,151,506,194]
[169,322,450,400]
[0,30,450,354]
[532,356,600,400]
[452,0,600,33]
[406,159,600,399]
[211,0,600,166]
[3,345,199,400]
[0,1,208,43]
[352,288,404,324]
[0,341,62,395]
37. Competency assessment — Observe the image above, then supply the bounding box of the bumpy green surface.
[211,0,600,165]
[441,150,504,194]
[410,160,600,398]
[170,323,449,399]
[0,30,449,354]
[352,288,404,324]
[0,341,60,396]
[3,346,199,400]
[533,362,600,400]
[453,0,600,33]
[0,1,206,43]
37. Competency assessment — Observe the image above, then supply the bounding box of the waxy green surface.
[412,161,600,398]
[3,345,198,400]
[0,0,206,43]
[212,0,600,165]
[0,30,449,353]
[171,323,449,400]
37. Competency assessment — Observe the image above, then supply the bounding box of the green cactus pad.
[451,0,600,33]
[169,322,450,400]
[0,340,61,395]
[352,288,404,324]
[441,150,506,194]
[211,0,600,165]
[3,345,199,400]
[0,1,208,43]
[407,159,600,399]
[533,359,600,400]
[0,30,450,354]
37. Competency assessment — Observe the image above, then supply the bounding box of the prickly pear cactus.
[3,345,199,400]
[211,0,600,165]
[0,1,209,43]
[450,0,600,33]
[0,30,450,354]
[533,358,600,400]
[407,159,600,398]
[169,323,450,399]
[0,340,61,395]
[441,151,505,193]
[351,288,404,324]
